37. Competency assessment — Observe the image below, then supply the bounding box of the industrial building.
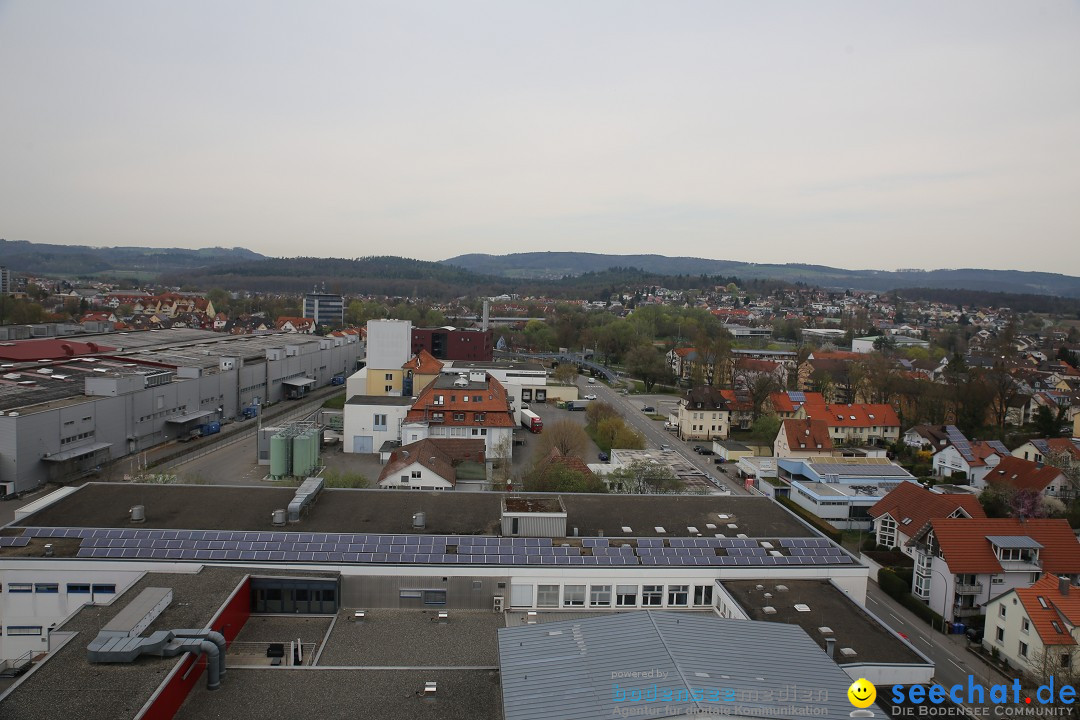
[411,326,493,361]
[0,482,932,719]
[0,328,363,495]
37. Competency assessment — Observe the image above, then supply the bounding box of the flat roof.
[175,669,501,720]
[317,609,502,666]
[11,484,815,540]
[0,566,251,719]
[721,579,927,666]
[443,361,544,372]
[346,395,415,406]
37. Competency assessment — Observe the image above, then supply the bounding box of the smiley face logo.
[848,678,876,709]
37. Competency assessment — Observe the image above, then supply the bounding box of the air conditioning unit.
[493,595,504,613]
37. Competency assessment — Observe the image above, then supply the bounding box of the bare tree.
[535,419,588,458]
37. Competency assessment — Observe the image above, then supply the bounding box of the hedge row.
[776,496,842,543]
[878,568,946,632]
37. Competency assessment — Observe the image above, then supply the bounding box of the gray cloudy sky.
[1,1,1078,273]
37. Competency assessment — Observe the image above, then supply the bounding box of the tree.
[552,363,578,385]
[751,414,781,444]
[625,344,671,393]
[535,419,588,458]
[1033,405,1066,438]
[522,460,606,493]
[585,401,619,428]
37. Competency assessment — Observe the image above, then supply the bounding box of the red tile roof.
[1015,575,1080,646]
[985,456,1067,493]
[809,351,862,361]
[928,518,1080,574]
[868,483,985,540]
[405,374,515,427]
[402,349,444,375]
[781,419,833,452]
[770,391,825,414]
[377,438,486,486]
[803,402,901,428]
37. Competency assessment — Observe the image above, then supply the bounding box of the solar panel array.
[12,527,853,567]
[945,425,974,462]
[788,391,806,402]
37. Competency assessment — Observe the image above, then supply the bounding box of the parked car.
[659,444,672,451]
[584,394,598,400]
[587,378,596,384]
[642,405,655,413]
[696,447,715,456]
[693,445,703,452]
[965,626,983,643]
[598,452,610,462]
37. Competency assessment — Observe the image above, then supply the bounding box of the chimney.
[482,300,490,332]
[825,637,836,659]
[1060,576,1071,596]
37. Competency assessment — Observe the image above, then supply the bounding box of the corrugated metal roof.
[497,612,878,720]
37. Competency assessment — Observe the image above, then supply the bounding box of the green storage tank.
[270,432,291,478]
[310,428,321,470]
[292,430,313,477]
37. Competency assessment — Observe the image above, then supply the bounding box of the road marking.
[919,637,932,646]
[888,613,903,623]
[949,660,964,670]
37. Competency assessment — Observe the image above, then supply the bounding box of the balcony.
[955,583,984,595]
[953,606,982,618]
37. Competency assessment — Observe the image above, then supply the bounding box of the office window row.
[531,583,713,609]
[1,582,115,595]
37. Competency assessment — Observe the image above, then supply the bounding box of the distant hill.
[0,239,266,277]
[162,256,516,299]
[442,252,1080,298]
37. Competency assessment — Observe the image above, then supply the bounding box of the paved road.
[580,378,748,495]
[864,580,1011,713]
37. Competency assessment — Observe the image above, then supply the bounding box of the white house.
[982,575,1080,676]
[932,440,1009,486]
[908,518,1080,624]
[375,438,486,490]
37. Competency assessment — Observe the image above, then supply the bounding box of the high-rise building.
[0,266,11,295]
[303,292,344,327]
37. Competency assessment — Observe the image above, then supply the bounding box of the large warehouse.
[0,483,930,720]
[0,328,363,495]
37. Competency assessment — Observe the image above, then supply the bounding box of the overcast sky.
[1,1,1078,274]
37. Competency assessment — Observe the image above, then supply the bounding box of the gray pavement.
[864,580,1013,712]
[578,378,749,495]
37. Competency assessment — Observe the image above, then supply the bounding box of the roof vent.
[794,604,811,612]
[129,505,146,523]
[840,647,857,658]
[351,610,367,622]
[818,626,833,635]
[44,543,54,557]
[755,584,764,590]
[412,512,426,530]
[420,681,437,700]
[271,509,287,526]
[762,606,776,615]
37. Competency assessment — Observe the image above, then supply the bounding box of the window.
[1021,618,1030,634]
[384,385,393,393]
[642,585,663,606]
[616,585,638,607]
[473,395,482,402]
[1062,653,1072,668]
[399,590,422,599]
[590,585,612,607]
[5,626,42,636]
[563,585,585,607]
[996,626,1004,643]
[92,584,116,594]
[385,373,393,381]
[471,428,487,436]
[422,590,446,605]
[434,395,444,405]
[474,413,486,422]
[34,583,59,594]
[537,585,559,608]
[694,585,713,606]
[667,585,689,606]
[67,584,91,594]
[7,583,32,593]
[1019,641,1029,658]
[454,413,465,421]
[374,414,387,431]
[999,605,1006,619]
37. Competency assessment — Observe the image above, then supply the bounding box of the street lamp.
[927,565,952,634]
